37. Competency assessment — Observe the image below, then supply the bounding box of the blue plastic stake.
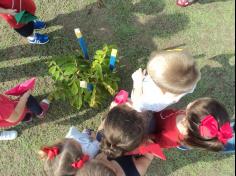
[109,49,117,71]
[74,28,89,60]
[80,81,93,91]
[87,84,93,91]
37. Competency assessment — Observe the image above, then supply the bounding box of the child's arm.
[6,90,31,123]
[131,68,144,100]
[131,68,145,111]
[133,153,154,176]
[97,119,105,131]
[0,8,17,15]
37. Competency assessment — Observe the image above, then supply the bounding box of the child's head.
[183,97,233,151]
[101,104,147,158]
[39,138,88,176]
[147,50,200,95]
[77,160,116,176]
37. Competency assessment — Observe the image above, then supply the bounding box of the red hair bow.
[126,142,166,160]
[42,147,59,160]
[71,155,89,169]
[199,115,233,144]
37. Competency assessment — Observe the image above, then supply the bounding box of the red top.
[0,94,27,128]
[0,0,36,29]
[150,109,184,148]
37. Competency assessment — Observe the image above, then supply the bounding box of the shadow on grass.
[174,53,235,115]
[13,98,109,135]
[197,0,232,4]
[149,149,233,176]
[0,59,51,82]
[0,0,189,86]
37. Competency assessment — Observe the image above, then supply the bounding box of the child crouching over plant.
[131,50,200,112]
[98,104,151,158]
[149,97,233,152]
[0,90,49,140]
[39,127,100,176]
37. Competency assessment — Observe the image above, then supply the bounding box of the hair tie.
[42,147,59,160]
[198,115,233,144]
[71,155,89,169]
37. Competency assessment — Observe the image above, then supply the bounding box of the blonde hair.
[39,138,83,176]
[147,50,200,94]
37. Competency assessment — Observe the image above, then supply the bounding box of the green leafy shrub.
[47,45,120,109]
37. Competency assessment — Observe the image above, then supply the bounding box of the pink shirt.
[0,94,26,128]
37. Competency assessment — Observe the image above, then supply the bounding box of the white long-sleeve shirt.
[131,75,195,112]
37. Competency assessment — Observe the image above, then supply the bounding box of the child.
[0,90,49,140]
[77,152,154,176]
[39,127,100,176]
[98,104,150,158]
[0,0,49,44]
[131,50,200,112]
[149,97,233,152]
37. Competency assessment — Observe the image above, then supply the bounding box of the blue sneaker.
[176,145,191,151]
[28,33,49,44]
[33,20,46,30]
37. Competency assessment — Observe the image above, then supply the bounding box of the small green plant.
[47,45,120,109]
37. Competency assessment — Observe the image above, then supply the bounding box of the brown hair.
[76,160,116,176]
[101,104,147,158]
[183,97,231,151]
[39,138,83,176]
[147,50,200,94]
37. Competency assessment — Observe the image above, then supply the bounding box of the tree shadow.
[0,59,50,82]
[197,0,232,4]
[173,53,235,115]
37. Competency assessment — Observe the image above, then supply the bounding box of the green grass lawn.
[0,0,235,175]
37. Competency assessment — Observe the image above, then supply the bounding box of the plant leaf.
[71,81,78,95]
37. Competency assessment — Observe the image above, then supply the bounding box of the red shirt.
[0,0,36,29]
[0,94,27,128]
[150,109,185,148]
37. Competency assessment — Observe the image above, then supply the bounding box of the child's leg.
[14,22,34,38]
[14,22,49,44]
[26,95,43,116]
[22,113,33,123]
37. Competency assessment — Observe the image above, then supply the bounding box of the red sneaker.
[37,99,50,119]
[176,0,193,7]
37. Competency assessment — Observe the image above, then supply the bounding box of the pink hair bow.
[199,115,233,144]
[114,90,129,104]
[42,147,59,160]
[71,155,89,169]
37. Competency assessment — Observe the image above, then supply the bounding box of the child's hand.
[5,9,17,16]
[132,68,146,88]
[109,101,118,110]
